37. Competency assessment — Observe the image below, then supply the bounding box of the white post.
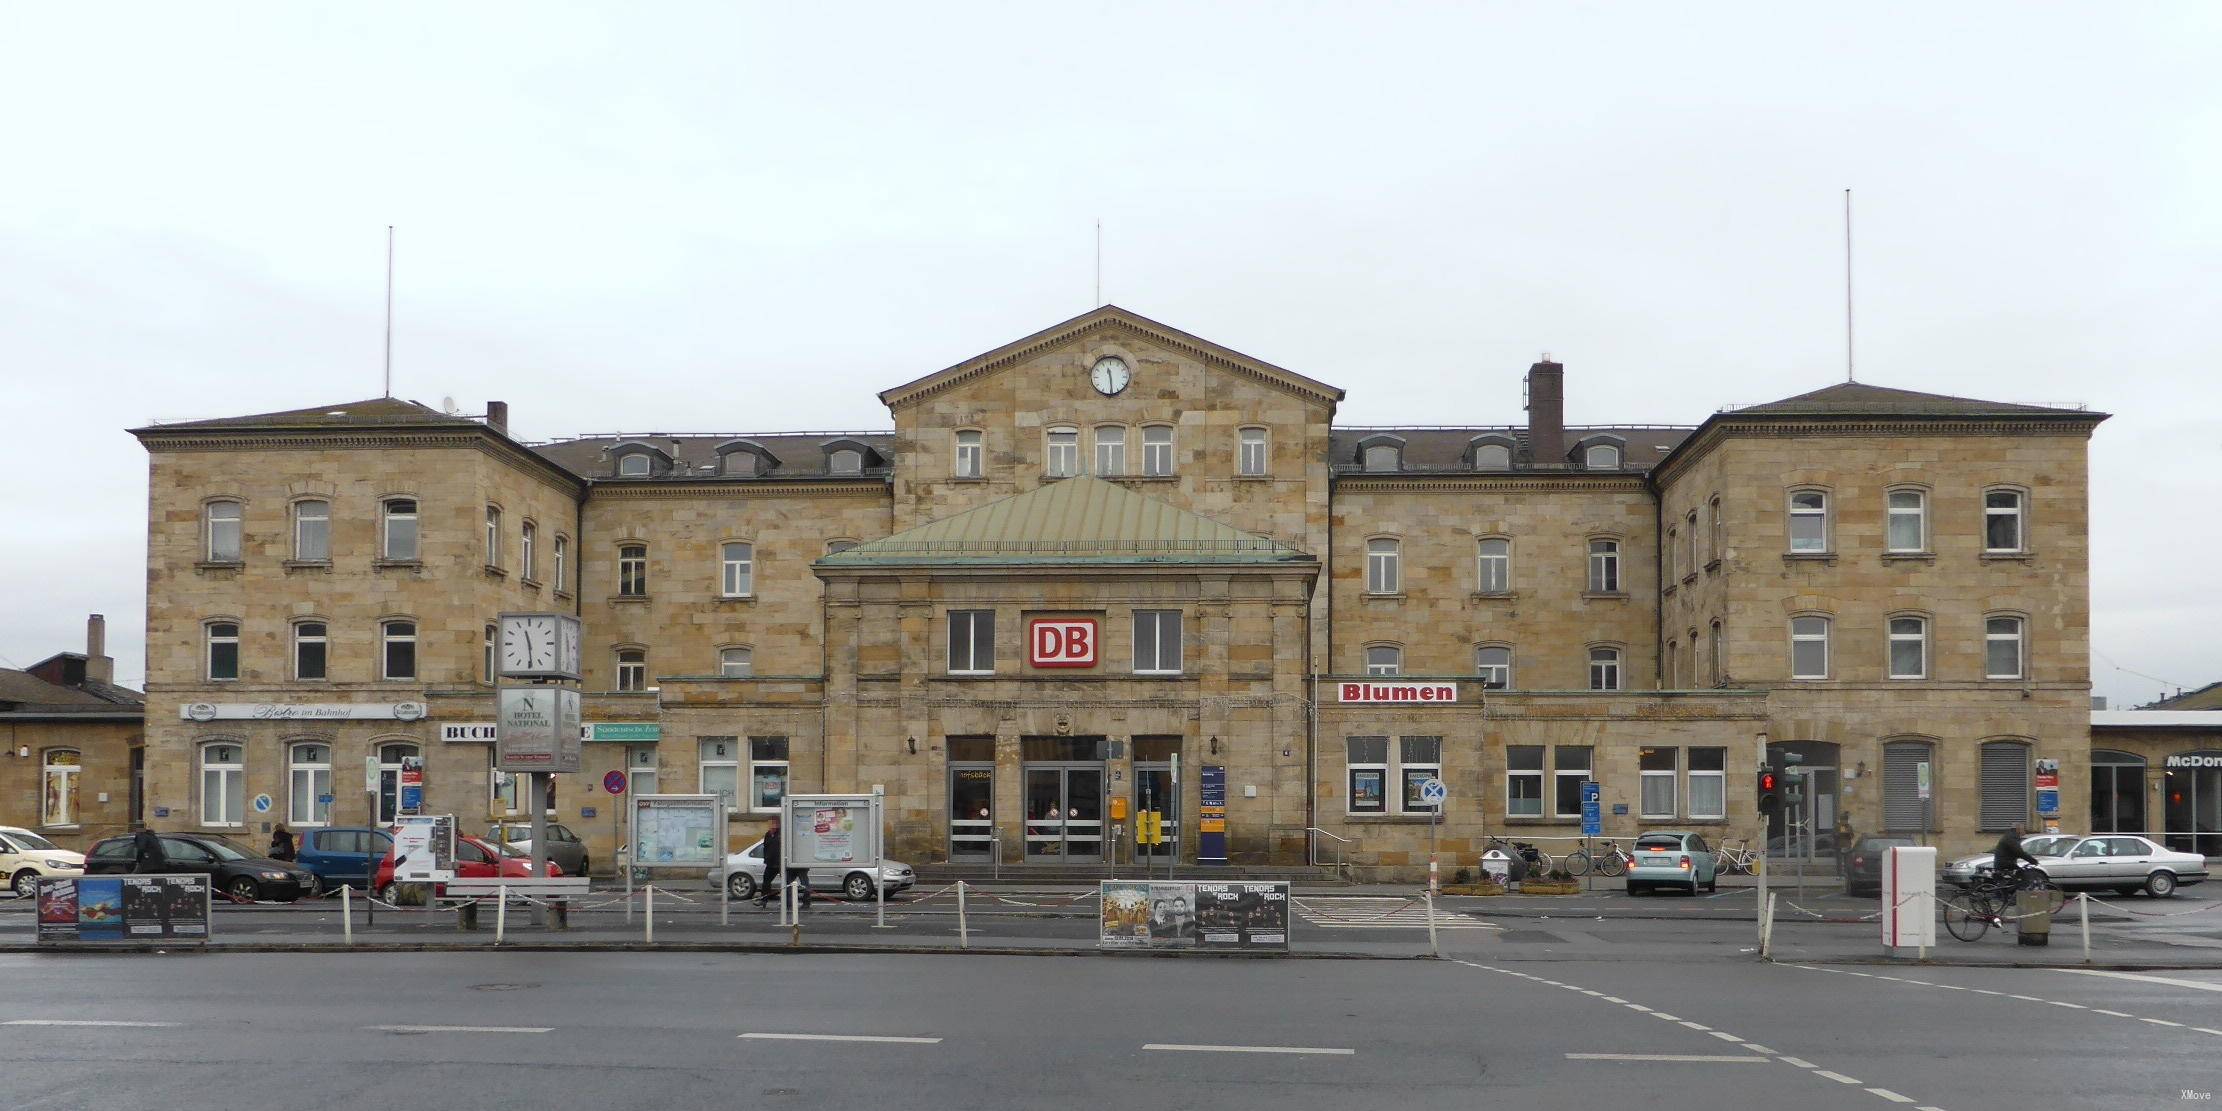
[1425,890,1440,958]
[875,870,888,929]
[1756,854,1768,948]
[874,784,890,929]
[645,885,654,945]
[789,880,801,947]
[342,884,353,945]
[495,882,508,945]
[958,880,970,949]
[721,866,730,928]
[1762,892,1778,960]
[2079,892,2091,963]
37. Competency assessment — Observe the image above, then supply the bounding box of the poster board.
[1099,880,1288,951]
[393,815,456,882]
[631,794,723,868]
[782,793,882,870]
[38,875,210,944]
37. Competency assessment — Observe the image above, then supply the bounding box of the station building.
[128,306,2110,877]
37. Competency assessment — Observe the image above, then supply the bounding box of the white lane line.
[1813,1069,1861,1085]
[3,1020,178,1028]
[2140,1018,2184,1028]
[1866,1089,1916,1104]
[1625,1004,1653,1013]
[2047,1001,2086,1010]
[1709,1031,1745,1043]
[1564,1053,1767,1063]
[2195,1028,2222,1037]
[1677,1021,1712,1031]
[1780,1056,1819,1069]
[371,1025,552,1034]
[1144,1043,1353,1056]
[2006,994,2043,1002]
[2062,969,2222,993]
[1602,996,1628,1003]
[2091,1009,2132,1018]
[1652,1012,1682,1021]
[742,1033,942,1045]
[1742,1043,1778,1054]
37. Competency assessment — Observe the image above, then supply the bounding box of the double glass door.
[948,764,994,860]
[1024,765,1104,862]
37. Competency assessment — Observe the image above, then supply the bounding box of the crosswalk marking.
[1291,898,1499,930]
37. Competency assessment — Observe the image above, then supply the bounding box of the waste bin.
[2014,889,2052,947]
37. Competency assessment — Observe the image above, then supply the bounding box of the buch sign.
[38,875,210,944]
[1029,619,1098,668]
[1336,682,1458,704]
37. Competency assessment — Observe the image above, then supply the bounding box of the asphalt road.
[3,950,2217,1111]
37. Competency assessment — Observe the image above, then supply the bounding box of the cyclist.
[1989,825,2043,889]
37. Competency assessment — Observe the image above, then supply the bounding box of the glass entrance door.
[949,764,994,860]
[1133,763,1179,858]
[1023,765,1104,862]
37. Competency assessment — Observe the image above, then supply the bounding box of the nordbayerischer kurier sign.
[1336,682,1458,704]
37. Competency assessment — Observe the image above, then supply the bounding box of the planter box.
[1517,881,1581,895]
[1440,883,1506,897]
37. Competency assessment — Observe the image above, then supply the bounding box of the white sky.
[1,3,2215,705]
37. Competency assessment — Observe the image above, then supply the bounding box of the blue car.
[1626,830,1719,896]
[294,828,395,892]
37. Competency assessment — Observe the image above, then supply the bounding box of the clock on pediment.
[499,612,582,680]
[1089,355,1130,396]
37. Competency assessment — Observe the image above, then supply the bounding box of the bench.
[442,877,592,931]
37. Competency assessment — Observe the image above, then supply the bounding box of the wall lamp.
[906,736,917,755]
[1209,736,1218,755]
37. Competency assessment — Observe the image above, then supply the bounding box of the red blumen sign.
[1337,682,1459,704]
[1030,619,1098,668]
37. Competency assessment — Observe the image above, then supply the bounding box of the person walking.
[268,824,296,862]
[131,824,167,874]
[757,818,799,908]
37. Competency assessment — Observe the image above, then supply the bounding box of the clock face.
[1090,356,1130,396]
[500,615,559,675]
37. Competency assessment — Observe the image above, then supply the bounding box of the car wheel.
[377,883,397,904]
[226,876,261,902]
[2145,871,2178,898]
[1706,876,1718,894]
[1627,883,1646,897]
[726,871,757,901]
[11,869,41,899]
[844,872,876,901]
[579,856,589,878]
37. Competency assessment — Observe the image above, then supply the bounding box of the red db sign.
[1030,619,1098,668]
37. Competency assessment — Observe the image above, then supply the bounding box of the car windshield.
[7,831,61,851]
[197,837,256,861]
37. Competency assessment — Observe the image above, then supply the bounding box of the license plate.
[1642,854,1672,865]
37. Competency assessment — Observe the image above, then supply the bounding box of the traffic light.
[1756,766,1780,816]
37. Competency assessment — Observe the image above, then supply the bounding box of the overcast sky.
[2,3,2215,705]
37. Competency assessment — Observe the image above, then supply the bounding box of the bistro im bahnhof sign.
[1335,682,1459,704]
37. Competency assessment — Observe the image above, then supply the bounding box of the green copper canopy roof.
[818,476,1311,568]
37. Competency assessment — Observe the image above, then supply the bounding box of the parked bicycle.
[1562,839,1632,878]
[1943,865,2061,942]
[1714,838,1761,876]
[1486,836,1553,875]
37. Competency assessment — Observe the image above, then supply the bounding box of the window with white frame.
[699,737,740,814]
[553,534,568,591]
[954,430,983,478]
[41,749,79,826]
[1888,615,1928,679]
[1588,539,1620,593]
[1985,489,2025,552]
[381,498,418,561]
[627,746,659,797]
[1708,495,1724,564]
[1588,646,1622,691]
[520,521,536,581]
[1134,609,1183,674]
[719,646,753,678]
[485,505,502,566]
[1045,427,1080,477]
[1346,736,1388,814]
[482,624,496,684]
[1505,745,1544,817]
[205,500,243,562]
[1790,615,1830,679]
[1554,746,1593,818]
[1476,645,1512,690]
[287,619,326,678]
[619,544,648,597]
[1141,425,1174,476]
[1365,645,1402,676]
[1238,427,1269,476]
[1477,537,1510,593]
[1584,443,1621,469]
[1094,426,1126,476]
[948,610,994,674]
[206,621,240,681]
[829,449,863,476]
[1688,747,1726,818]
[749,737,789,812]
[288,742,331,826]
[1886,488,1927,552]
[618,453,652,477]
[293,500,329,562]
[1640,747,1678,818]
[1366,538,1400,594]
[1978,741,2031,830]
[381,620,416,680]
[200,742,245,827]
[616,648,647,692]
[1986,615,2026,679]
[1363,443,1401,472]
[720,541,752,597]
[1788,490,1829,552]
[1399,737,1443,813]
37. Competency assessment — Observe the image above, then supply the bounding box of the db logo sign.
[1029,619,1098,668]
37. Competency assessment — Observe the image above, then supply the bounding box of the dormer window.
[724,452,756,477]
[618,453,651,477]
[1583,443,1621,469]
[714,440,778,478]
[1356,434,1407,473]
[1467,435,1515,471]
[829,449,862,476]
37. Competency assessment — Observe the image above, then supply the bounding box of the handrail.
[1305,827,1353,880]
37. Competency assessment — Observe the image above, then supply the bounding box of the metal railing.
[1306,827,1353,879]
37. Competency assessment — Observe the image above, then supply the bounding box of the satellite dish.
[441,395,459,415]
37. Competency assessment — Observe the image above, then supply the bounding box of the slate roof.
[819,476,1310,567]
[2141,680,2222,712]
[137,397,476,431]
[1329,426,1695,474]
[0,666,144,716]
[1725,383,2098,420]
[530,433,898,481]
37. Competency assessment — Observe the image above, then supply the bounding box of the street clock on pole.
[498,612,582,681]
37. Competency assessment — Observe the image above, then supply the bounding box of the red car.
[374,833,560,901]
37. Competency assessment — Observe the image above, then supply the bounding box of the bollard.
[342,884,353,945]
[875,868,889,929]
[2079,892,2091,963]
[789,880,801,947]
[958,880,970,949]
[1425,890,1440,958]
[495,882,508,945]
[645,886,655,945]
[721,870,730,928]
[1761,892,1778,960]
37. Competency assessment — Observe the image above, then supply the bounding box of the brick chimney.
[1525,357,1565,466]
[85,613,113,683]
[485,400,509,435]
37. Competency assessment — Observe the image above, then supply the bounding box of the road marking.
[2139,1018,2184,1028]
[2046,1001,2086,1010]
[1564,1053,1767,1063]
[1652,1012,1681,1021]
[1709,1031,1745,1042]
[1866,1089,1916,1104]
[1677,1021,1711,1031]
[1741,1043,1777,1054]
[2091,1009,2131,1017]
[1625,1004,1653,1012]
[2062,969,2222,994]
[1780,1056,1819,1068]
[1144,1043,1354,1056]
[1601,996,1627,1003]
[2,1020,178,1028]
[1813,1069,1861,1084]
[741,1033,942,1045]
[2195,1028,2222,1037]
[370,1025,552,1034]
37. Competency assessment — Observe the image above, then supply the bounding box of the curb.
[1770,955,2222,972]
[0,941,1418,960]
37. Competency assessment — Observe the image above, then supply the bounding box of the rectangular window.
[948,610,995,674]
[628,747,659,798]
[719,647,753,678]
[382,500,418,561]
[1888,616,1927,679]
[749,737,790,813]
[720,542,752,597]
[1094,427,1126,476]
[1666,526,1679,581]
[954,430,983,478]
[1886,489,1926,552]
[620,545,648,597]
[200,743,244,827]
[1790,616,1830,679]
[616,650,647,692]
[294,622,327,680]
[485,506,502,566]
[1046,429,1079,477]
[699,737,740,814]
[1506,745,1544,818]
[1640,747,1677,819]
[1364,646,1401,676]
[1366,538,1400,595]
[382,621,416,681]
[1134,609,1183,674]
[1882,741,1932,832]
[1985,490,2025,553]
[553,535,568,591]
[1477,538,1510,593]
[1142,426,1174,476]
[1588,540,1620,593]
[520,523,536,581]
[293,500,329,562]
[1986,616,2025,679]
[289,744,331,826]
[1588,648,1622,691]
[483,625,496,684]
[41,751,80,827]
[1685,511,1699,576]
[206,501,242,562]
[207,622,240,681]
[1978,744,2030,831]
[1554,746,1592,818]
[1708,496,1724,565]
[1788,490,1828,552]
[1476,646,1512,690]
[1399,737,1443,813]
[1346,736,1388,814]
[1238,428,1268,476]
[1688,748,1726,819]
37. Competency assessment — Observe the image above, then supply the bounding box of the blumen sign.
[1336,681,1458,703]
[1029,619,1098,668]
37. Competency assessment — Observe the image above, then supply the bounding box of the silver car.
[491,821,591,878]
[1941,833,2080,889]
[2030,835,2209,898]
[708,839,915,902]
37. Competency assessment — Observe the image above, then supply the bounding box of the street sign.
[604,770,628,795]
[251,794,272,814]
[1418,777,1448,806]
[1580,781,1602,836]
[317,793,334,805]
[1916,762,1932,800]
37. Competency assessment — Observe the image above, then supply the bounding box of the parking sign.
[1580,780,1602,836]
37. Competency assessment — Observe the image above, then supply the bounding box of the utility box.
[1880,845,1937,954]
[2015,889,2053,946]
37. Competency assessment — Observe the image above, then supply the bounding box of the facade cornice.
[588,481,893,501]
[1332,474,1647,494]
[1650,414,2105,489]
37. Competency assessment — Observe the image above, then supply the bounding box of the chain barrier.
[2073,891,2222,920]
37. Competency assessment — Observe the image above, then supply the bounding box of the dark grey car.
[493,822,590,877]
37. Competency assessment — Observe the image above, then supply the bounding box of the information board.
[782,793,882,870]
[1099,880,1288,951]
[393,815,456,882]
[1198,765,1228,863]
[38,875,210,944]
[1580,780,1602,836]
[632,794,723,868]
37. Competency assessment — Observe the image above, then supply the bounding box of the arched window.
[1141,425,1175,476]
[1588,646,1623,691]
[482,624,496,684]
[1364,645,1402,676]
[293,620,327,680]
[520,521,537,581]
[1707,620,1723,687]
[1475,645,1513,690]
[1045,426,1080,477]
[619,544,648,597]
[1985,615,2026,679]
[953,430,983,479]
[617,648,648,692]
[199,741,245,827]
[381,498,418,561]
[204,499,243,562]
[1584,443,1621,469]
[1984,488,2026,553]
[40,749,80,827]
[1708,495,1724,565]
[205,621,240,681]
[1476,537,1511,594]
[484,505,502,567]
[618,453,652,477]
[380,620,417,681]
[719,646,753,678]
[292,499,329,562]
[1366,538,1400,595]
[1790,615,1830,679]
[1469,435,1513,470]
[1886,488,1927,553]
[1887,615,1928,679]
[1093,426,1127,476]
[288,741,332,826]
[553,534,569,592]
[1977,740,2032,831]
[720,542,752,597]
[723,450,758,477]
[1587,539,1620,593]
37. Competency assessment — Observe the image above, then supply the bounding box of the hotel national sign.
[1335,682,1459,704]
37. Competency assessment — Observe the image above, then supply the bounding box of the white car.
[1941,833,2081,889]
[2029,835,2209,898]
[1,826,86,898]
[707,839,914,902]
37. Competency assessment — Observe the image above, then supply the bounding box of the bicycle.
[1943,867,2061,942]
[1714,839,1761,876]
[1562,839,1632,878]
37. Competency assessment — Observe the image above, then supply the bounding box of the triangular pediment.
[877,305,1344,411]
